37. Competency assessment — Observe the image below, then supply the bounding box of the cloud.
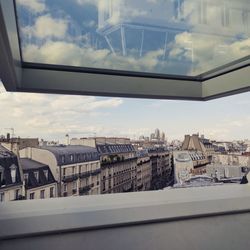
[76,0,98,6]
[0,82,123,139]
[16,0,46,13]
[170,32,250,75]
[22,15,68,39]
[22,39,165,72]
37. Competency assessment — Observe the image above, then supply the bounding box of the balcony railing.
[79,184,94,195]
[79,171,91,179]
[91,169,101,176]
[62,174,78,182]
[101,157,137,168]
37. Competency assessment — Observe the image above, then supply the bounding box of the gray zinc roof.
[41,145,100,166]
[20,158,48,170]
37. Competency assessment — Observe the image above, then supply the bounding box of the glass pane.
[16,0,250,76]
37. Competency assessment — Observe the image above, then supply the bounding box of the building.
[172,150,208,185]
[206,164,249,182]
[148,147,172,190]
[20,158,57,200]
[0,137,39,155]
[172,151,194,185]
[0,145,24,202]
[71,137,137,194]
[19,145,101,197]
[212,154,250,167]
[136,150,152,191]
[182,134,214,161]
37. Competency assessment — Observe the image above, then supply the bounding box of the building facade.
[20,158,57,200]
[212,153,250,167]
[148,148,172,190]
[71,137,137,194]
[0,145,24,202]
[136,150,151,191]
[20,145,101,197]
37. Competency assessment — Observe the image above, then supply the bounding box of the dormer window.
[0,165,4,184]
[43,170,48,180]
[61,155,65,164]
[70,154,74,162]
[10,164,17,184]
[23,173,29,184]
[34,171,39,182]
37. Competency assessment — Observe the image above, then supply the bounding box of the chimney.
[65,134,70,145]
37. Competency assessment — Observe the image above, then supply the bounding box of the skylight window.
[15,0,249,77]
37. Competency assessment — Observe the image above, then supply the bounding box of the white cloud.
[170,31,250,75]
[0,82,123,139]
[76,0,98,5]
[22,40,165,72]
[23,15,68,39]
[16,0,46,13]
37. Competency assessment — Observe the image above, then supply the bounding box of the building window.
[63,184,67,192]
[72,181,77,194]
[63,168,66,177]
[50,187,54,198]
[30,192,35,200]
[15,189,20,200]
[40,190,45,199]
[0,192,4,202]
[10,164,17,183]
[0,165,4,184]
[43,170,48,180]
[61,155,65,164]
[72,166,76,175]
[34,171,39,182]
[23,173,29,184]
[70,154,74,162]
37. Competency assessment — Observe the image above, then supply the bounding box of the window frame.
[0,0,249,101]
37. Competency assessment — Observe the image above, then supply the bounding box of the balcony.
[62,174,78,183]
[79,184,94,195]
[91,169,101,176]
[79,172,91,179]
[101,157,137,169]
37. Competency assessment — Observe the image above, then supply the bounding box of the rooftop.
[20,158,48,170]
[41,145,100,165]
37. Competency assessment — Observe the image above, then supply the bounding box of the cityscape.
[0,128,249,202]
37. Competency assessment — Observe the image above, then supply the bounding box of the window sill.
[1,184,250,240]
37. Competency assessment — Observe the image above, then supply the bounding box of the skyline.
[1,82,250,142]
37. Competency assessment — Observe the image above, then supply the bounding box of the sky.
[1,0,249,142]
[1,81,250,142]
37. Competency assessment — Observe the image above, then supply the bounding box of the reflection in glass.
[16,0,250,76]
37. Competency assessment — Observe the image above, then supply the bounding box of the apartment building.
[212,153,250,167]
[0,145,24,202]
[71,137,137,194]
[136,150,151,191]
[19,145,101,197]
[148,148,172,190]
[20,158,57,200]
